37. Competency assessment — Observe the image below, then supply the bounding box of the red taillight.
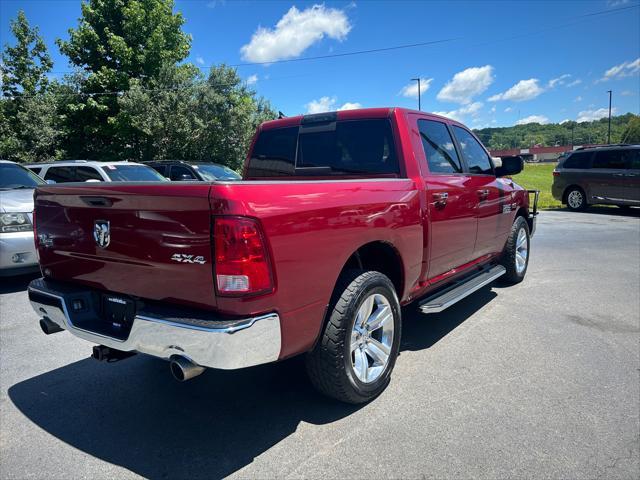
[553,171,560,177]
[214,217,274,296]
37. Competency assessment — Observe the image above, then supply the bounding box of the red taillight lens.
[214,217,273,296]
[553,171,560,177]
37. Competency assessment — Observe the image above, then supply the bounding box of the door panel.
[425,176,478,278]
[468,176,512,257]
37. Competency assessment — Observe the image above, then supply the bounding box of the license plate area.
[101,294,136,338]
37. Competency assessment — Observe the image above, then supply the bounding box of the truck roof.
[260,107,458,131]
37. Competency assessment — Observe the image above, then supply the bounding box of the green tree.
[0,10,61,162]
[57,0,192,160]
[620,116,640,144]
[117,64,276,167]
[1,10,53,97]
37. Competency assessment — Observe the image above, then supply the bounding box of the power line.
[43,2,639,75]
[5,2,639,98]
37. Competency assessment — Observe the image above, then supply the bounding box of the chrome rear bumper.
[28,278,281,370]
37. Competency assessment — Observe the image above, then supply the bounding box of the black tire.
[565,186,587,211]
[499,216,530,284]
[305,270,401,404]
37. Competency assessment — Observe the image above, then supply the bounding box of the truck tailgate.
[34,183,216,309]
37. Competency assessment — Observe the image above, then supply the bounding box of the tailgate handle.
[81,196,113,207]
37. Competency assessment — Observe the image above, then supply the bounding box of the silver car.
[0,160,43,276]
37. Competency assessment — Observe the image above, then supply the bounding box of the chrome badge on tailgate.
[171,253,206,265]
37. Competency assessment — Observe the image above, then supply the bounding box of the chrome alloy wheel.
[350,293,394,384]
[515,227,528,274]
[567,190,583,209]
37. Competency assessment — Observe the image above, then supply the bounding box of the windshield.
[193,163,241,181]
[0,163,45,189]
[101,164,167,182]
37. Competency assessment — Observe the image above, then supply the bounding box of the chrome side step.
[418,265,506,314]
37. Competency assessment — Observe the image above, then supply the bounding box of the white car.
[25,160,167,183]
[0,160,42,276]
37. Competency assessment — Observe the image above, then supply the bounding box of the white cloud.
[207,0,226,7]
[548,74,571,88]
[607,0,629,6]
[574,95,583,102]
[246,74,258,85]
[338,102,362,110]
[240,5,351,63]
[577,107,617,122]
[399,77,433,98]
[560,119,571,124]
[599,57,640,82]
[489,79,544,102]
[196,56,205,65]
[621,90,635,96]
[515,115,549,125]
[490,106,496,113]
[504,107,513,113]
[566,79,582,87]
[437,65,494,104]
[305,96,361,113]
[433,101,483,122]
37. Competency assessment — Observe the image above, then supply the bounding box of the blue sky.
[2,0,639,127]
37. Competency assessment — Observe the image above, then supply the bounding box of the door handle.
[613,173,625,177]
[477,189,490,200]
[432,192,448,208]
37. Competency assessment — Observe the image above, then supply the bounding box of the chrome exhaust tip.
[170,356,205,382]
[40,318,63,335]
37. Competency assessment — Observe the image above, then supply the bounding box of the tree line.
[0,1,276,170]
[474,113,640,151]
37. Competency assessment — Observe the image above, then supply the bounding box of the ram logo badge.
[171,253,206,265]
[93,220,110,248]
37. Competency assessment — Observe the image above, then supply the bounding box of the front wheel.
[306,270,401,404]
[500,216,530,284]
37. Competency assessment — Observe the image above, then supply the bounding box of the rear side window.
[247,127,298,177]
[593,150,627,169]
[246,120,399,177]
[148,164,167,176]
[75,166,103,181]
[452,126,493,175]
[418,119,462,174]
[629,150,640,170]
[28,167,42,175]
[170,165,197,181]
[44,166,76,183]
[562,152,592,169]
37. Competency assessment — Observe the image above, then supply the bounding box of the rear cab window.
[417,119,462,174]
[246,118,400,178]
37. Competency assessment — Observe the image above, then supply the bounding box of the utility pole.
[411,78,421,111]
[607,90,612,144]
[571,124,575,147]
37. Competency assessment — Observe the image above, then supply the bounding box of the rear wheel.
[565,187,587,211]
[306,270,401,404]
[500,216,530,284]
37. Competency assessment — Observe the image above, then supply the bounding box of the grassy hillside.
[474,113,638,150]
[512,163,561,209]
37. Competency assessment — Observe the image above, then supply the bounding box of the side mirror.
[496,155,524,177]
[45,179,56,184]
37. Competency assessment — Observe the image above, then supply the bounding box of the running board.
[418,265,506,314]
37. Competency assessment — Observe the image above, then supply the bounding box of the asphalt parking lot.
[1,208,639,480]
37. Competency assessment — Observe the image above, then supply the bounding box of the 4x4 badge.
[171,253,206,265]
[93,220,110,248]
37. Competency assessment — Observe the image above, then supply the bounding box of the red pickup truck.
[29,108,537,403]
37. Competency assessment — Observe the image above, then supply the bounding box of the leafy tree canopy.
[1,10,53,97]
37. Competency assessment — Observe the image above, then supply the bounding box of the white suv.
[25,160,166,183]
